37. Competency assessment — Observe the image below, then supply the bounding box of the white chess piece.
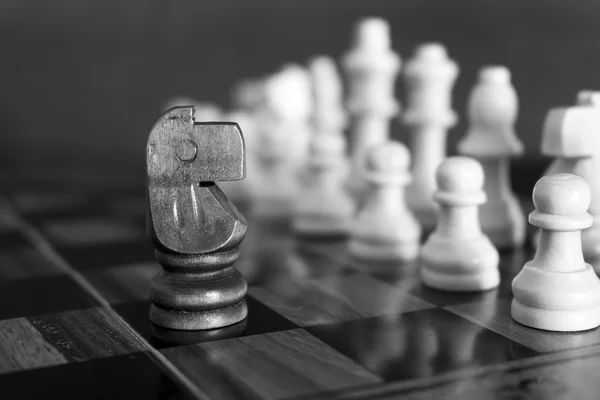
[512,173,600,331]
[458,66,525,249]
[420,157,500,291]
[342,17,401,200]
[403,43,459,231]
[292,56,355,236]
[252,65,312,217]
[537,92,600,272]
[348,141,421,261]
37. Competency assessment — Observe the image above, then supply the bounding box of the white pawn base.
[420,235,500,292]
[511,263,600,331]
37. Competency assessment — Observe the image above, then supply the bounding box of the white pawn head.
[577,90,600,107]
[435,157,486,206]
[530,174,592,232]
[354,17,391,51]
[364,141,411,185]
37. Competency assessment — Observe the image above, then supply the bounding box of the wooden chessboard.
[2,165,600,400]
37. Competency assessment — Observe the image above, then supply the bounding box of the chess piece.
[403,43,459,231]
[420,157,500,291]
[536,92,600,273]
[342,17,401,200]
[146,106,248,330]
[512,173,600,331]
[458,66,525,249]
[252,65,312,217]
[349,141,421,262]
[292,56,354,237]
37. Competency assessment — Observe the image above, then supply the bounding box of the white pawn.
[293,56,355,236]
[458,66,525,249]
[403,43,459,231]
[512,174,600,331]
[348,141,421,261]
[420,157,500,291]
[342,17,401,200]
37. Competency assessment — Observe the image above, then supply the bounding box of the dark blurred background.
[1,0,599,173]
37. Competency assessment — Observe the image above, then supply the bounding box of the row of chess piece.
[162,17,600,333]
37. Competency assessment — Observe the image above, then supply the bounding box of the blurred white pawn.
[293,56,354,237]
[252,65,312,217]
[420,157,500,291]
[512,174,600,331]
[403,43,459,231]
[458,66,525,249]
[349,141,421,262]
[342,17,401,200]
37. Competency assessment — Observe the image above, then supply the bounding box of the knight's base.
[150,300,248,331]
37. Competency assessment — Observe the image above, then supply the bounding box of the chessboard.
[2,164,600,400]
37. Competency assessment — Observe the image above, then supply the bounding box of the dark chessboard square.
[58,239,154,271]
[306,307,539,383]
[0,245,62,281]
[161,329,381,399]
[0,352,192,399]
[114,295,297,349]
[42,217,144,246]
[0,275,99,320]
[447,296,600,353]
[0,230,29,251]
[83,261,160,304]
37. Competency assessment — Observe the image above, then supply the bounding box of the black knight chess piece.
[146,106,248,330]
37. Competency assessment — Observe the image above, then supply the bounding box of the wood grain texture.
[0,307,144,374]
[447,296,600,353]
[0,317,68,374]
[162,328,381,400]
[28,307,145,362]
